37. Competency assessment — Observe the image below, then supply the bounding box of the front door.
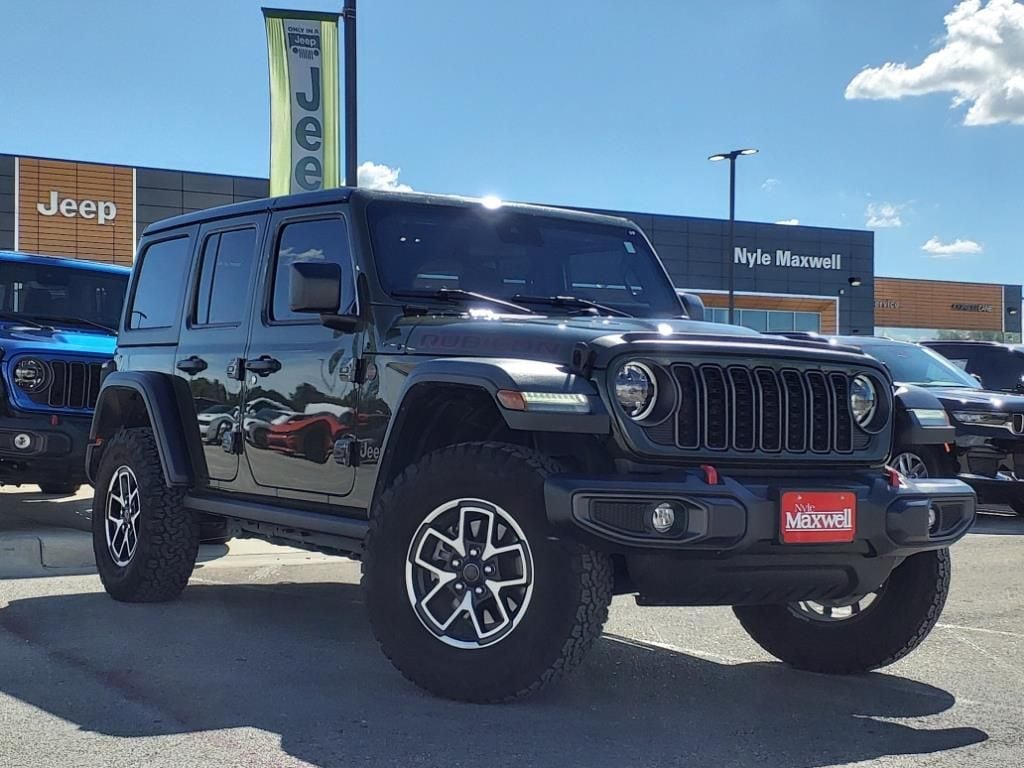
[242,208,360,500]
[174,215,264,484]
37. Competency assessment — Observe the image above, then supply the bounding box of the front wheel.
[362,442,613,703]
[92,428,200,602]
[734,549,951,673]
[37,481,81,496]
[891,445,948,479]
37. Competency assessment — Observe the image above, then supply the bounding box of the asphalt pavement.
[0,486,1022,768]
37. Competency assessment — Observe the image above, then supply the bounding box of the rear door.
[173,215,265,485]
[240,206,361,502]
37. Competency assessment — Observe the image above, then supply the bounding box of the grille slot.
[38,359,104,409]
[667,363,857,456]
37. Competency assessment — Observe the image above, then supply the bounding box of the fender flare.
[371,357,609,500]
[88,371,206,487]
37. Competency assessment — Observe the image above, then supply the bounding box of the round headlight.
[850,375,877,426]
[14,358,50,393]
[615,362,657,420]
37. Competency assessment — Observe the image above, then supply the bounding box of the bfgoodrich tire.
[734,549,951,674]
[92,428,200,603]
[362,442,614,703]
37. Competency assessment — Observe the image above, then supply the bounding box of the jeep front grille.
[666,364,855,455]
[41,361,104,409]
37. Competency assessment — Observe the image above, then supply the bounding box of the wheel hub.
[405,498,534,649]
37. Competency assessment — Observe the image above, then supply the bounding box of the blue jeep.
[0,251,129,494]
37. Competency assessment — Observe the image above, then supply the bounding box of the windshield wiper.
[0,312,49,329]
[24,314,117,334]
[392,289,535,315]
[512,294,633,318]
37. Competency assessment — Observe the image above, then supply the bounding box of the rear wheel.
[734,549,951,673]
[362,442,613,702]
[92,428,200,602]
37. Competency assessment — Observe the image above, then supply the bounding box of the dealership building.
[2,152,1020,342]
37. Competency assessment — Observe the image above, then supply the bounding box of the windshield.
[0,261,128,332]
[858,341,981,388]
[367,202,683,317]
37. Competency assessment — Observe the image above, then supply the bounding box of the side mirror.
[678,292,706,322]
[290,261,342,314]
[972,373,983,385]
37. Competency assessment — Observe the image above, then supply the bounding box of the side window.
[271,217,353,322]
[129,236,191,330]
[194,227,258,326]
[970,350,1011,390]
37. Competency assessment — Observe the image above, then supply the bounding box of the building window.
[707,307,820,334]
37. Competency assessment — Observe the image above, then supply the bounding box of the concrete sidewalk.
[0,485,333,578]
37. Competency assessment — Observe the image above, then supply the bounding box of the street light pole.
[709,148,758,325]
[343,0,358,187]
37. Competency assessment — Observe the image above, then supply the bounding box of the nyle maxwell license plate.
[780,491,857,544]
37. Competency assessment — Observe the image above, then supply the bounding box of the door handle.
[176,355,208,375]
[246,355,282,376]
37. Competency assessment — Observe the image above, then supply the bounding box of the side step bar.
[184,494,368,556]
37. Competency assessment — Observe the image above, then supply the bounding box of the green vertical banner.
[263,8,341,196]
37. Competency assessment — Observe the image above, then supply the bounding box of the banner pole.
[343,0,358,186]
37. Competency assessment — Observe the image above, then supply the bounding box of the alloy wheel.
[105,465,141,567]
[405,498,534,649]
[893,452,929,479]
[789,589,883,623]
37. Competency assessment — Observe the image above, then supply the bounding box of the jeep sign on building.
[0,151,1019,338]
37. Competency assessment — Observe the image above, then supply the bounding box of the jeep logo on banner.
[264,9,341,196]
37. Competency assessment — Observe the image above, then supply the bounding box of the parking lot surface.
[1,487,1021,768]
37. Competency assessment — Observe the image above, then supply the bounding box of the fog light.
[927,506,938,532]
[651,503,676,534]
[13,433,32,450]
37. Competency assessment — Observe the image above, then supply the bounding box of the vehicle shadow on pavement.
[0,581,987,768]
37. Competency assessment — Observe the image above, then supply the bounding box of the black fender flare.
[372,357,609,499]
[893,384,957,448]
[88,371,206,487]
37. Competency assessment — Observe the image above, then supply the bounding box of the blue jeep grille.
[17,359,105,411]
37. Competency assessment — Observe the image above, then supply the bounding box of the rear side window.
[270,217,353,322]
[194,228,258,326]
[129,236,191,330]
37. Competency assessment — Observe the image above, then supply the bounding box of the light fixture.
[848,276,862,287]
[651,503,676,534]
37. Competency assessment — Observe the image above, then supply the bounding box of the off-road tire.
[362,441,614,703]
[92,428,200,603]
[734,548,951,674]
[37,481,81,496]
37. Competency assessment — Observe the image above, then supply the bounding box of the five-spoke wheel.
[105,465,141,566]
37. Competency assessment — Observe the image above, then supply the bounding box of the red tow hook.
[885,466,904,489]
[700,464,720,485]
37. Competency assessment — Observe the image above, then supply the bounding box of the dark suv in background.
[922,340,1024,395]
[88,188,974,702]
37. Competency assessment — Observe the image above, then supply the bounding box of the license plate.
[780,491,856,544]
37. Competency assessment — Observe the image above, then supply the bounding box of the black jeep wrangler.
[88,188,975,702]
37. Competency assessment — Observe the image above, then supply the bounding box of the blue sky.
[2,0,1021,283]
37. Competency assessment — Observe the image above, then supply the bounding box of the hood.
[0,321,116,358]
[906,383,1024,412]
[401,313,792,365]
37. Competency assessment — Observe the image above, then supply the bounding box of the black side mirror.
[972,373,983,386]
[678,292,705,322]
[290,262,342,314]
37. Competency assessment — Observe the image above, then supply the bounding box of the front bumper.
[0,411,91,484]
[545,467,975,606]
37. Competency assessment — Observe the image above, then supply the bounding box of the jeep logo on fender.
[37,190,117,225]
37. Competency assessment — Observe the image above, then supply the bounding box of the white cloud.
[845,0,1024,126]
[357,161,413,192]
[775,218,800,225]
[762,178,781,192]
[921,236,984,256]
[865,202,905,228]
